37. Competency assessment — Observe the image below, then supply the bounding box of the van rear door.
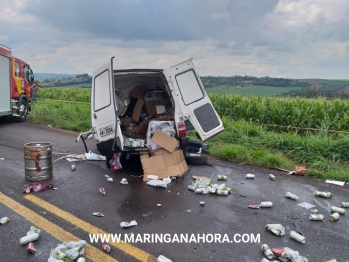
[169,59,224,141]
[92,58,124,151]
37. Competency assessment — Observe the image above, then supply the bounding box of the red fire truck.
[0,44,35,122]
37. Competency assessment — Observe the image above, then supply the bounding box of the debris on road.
[0,216,9,225]
[192,176,212,182]
[105,175,113,182]
[315,191,332,198]
[85,151,106,161]
[309,214,324,221]
[158,255,173,262]
[269,174,276,181]
[109,153,122,172]
[53,154,86,163]
[276,166,306,176]
[293,222,303,236]
[99,187,106,196]
[285,192,299,200]
[260,201,273,208]
[146,179,169,188]
[120,220,137,228]
[27,242,36,255]
[120,178,129,185]
[248,205,260,209]
[48,240,87,261]
[217,175,227,180]
[245,173,255,179]
[297,202,315,209]
[102,244,111,253]
[157,204,162,207]
[310,209,318,214]
[290,230,306,244]
[261,244,274,259]
[71,164,76,171]
[271,247,309,261]
[20,233,39,245]
[188,178,232,196]
[77,257,86,262]
[325,180,345,186]
[265,224,285,236]
[331,206,346,215]
[200,201,205,206]
[0,158,5,160]
[22,182,57,193]
[92,212,104,217]
[330,212,340,222]
[340,202,349,208]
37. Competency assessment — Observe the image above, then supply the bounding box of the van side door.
[169,59,224,141]
[92,58,124,151]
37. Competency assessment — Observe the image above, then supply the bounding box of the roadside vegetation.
[27,87,349,182]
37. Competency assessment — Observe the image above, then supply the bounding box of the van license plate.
[99,125,114,137]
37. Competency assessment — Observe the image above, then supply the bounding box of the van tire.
[185,153,208,165]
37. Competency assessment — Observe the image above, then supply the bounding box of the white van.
[84,58,224,165]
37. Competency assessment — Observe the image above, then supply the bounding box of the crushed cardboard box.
[141,149,188,181]
[151,129,179,152]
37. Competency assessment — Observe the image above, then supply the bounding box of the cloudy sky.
[1,0,348,79]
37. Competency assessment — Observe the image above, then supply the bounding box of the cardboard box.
[129,85,148,122]
[151,129,179,153]
[144,98,171,118]
[141,149,188,181]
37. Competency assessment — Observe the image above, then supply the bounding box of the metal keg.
[24,142,53,181]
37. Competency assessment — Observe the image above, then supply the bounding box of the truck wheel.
[17,99,28,122]
[185,153,208,165]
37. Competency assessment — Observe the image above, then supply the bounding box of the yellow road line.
[0,192,117,262]
[24,194,155,262]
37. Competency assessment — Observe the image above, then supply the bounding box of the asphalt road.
[0,120,348,262]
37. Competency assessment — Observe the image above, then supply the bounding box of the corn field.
[210,94,349,132]
[38,88,349,132]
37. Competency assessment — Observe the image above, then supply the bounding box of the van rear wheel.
[185,153,208,165]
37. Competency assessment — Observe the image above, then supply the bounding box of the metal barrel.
[24,142,53,181]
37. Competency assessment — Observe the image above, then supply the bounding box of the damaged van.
[83,58,224,166]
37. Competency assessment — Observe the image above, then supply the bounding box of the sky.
[1,0,348,79]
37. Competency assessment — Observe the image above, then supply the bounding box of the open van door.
[92,57,124,152]
[170,59,224,141]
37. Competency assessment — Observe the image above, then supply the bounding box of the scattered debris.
[146,179,169,188]
[48,240,87,261]
[192,176,212,182]
[239,194,246,198]
[120,178,128,185]
[248,205,260,209]
[290,230,306,244]
[92,212,104,217]
[20,233,39,245]
[276,166,307,176]
[265,224,285,236]
[0,216,9,225]
[326,259,338,262]
[200,201,205,206]
[105,175,113,183]
[260,201,273,208]
[297,202,315,209]
[272,247,309,262]
[158,254,173,262]
[188,178,232,196]
[245,174,255,179]
[310,209,318,214]
[331,206,346,215]
[157,204,162,207]
[330,212,340,222]
[53,154,86,163]
[315,191,332,198]
[285,192,298,200]
[340,202,349,208]
[217,175,227,180]
[120,220,137,228]
[22,182,57,193]
[85,151,106,161]
[99,187,106,196]
[77,257,86,262]
[109,153,122,172]
[71,164,76,171]
[325,180,345,186]
[261,244,274,259]
[27,242,36,255]
[102,244,111,253]
[269,174,276,181]
[0,158,4,160]
[261,258,270,262]
[309,214,324,221]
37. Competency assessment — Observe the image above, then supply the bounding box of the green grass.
[206,85,302,96]
[52,83,92,88]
